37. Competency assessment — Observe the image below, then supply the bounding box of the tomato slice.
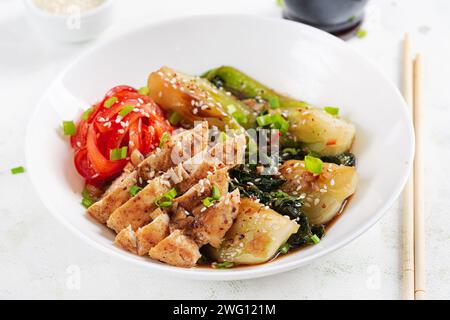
[71,85,172,184]
[86,125,126,176]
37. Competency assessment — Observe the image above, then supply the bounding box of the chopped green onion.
[310,234,321,244]
[164,188,177,200]
[356,29,367,39]
[138,86,149,95]
[168,112,182,125]
[279,243,291,254]
[256,114,273,127]
[129,185,142,197]
[109,146,128,161]
[276,0,284,7]
[202,197,214,207]
[119,105,134,117]
[158,201,173,208]
[159,132,170,148]
[324,106,339,116]
[81,198,94,208]
[11,166,25,175]
[62,121,76,136]
[271,114,289,134]
[256,113,289,134]
[304,155,323,174]
[212,261,234,269]
[212,184,221,200]
[81,107,93,121]
[104,96,118,108]
[155,188,177,207]
[81,188,95,208]
[268,96,280,109]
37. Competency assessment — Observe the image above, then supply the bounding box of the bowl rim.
[24,0,114,19]
[25,13,415,281]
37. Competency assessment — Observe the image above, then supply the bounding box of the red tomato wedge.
[71,85,172,185]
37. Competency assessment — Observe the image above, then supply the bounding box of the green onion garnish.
[159,132,170,148]
[81,198,94,208]
[168,112,182,125]
[81,188,95,208]
[62,121,76,136]
[279,243,291,254]
[212,184,221,200]
[276,0,284,7]
[11,166,25,175]
[104,96,118,108]
[268,96,280,109]
[129,185,142,197]
[324,106,339,116]
[158,201,173,207]
[155,188,177,207]
[304,155,323,174]
[256,114,289,134]
[164,188,177,200]
[212,261,234,269]
[81,107,93,121]
[256,114,273,127]
[138,86,149,95]
[271,114,289,134]
[202,197,213,207]
[310,234,321,244]
[119,105,134,117]
[109,146,128,161]
[356,29,367,39]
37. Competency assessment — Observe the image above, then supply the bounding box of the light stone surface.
[0,0,448,299]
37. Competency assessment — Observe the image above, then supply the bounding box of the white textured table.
[0,0,448,300]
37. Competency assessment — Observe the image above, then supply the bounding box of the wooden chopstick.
[413,54,426,300]
[401,33,415,300]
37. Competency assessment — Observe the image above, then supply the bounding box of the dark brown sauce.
[195,195,354,270]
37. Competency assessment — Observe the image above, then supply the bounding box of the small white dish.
[24,0,114,43]
[25,15,414,280]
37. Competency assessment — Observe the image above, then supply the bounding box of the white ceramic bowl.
[25,15,414,280]
[24,0,114,43]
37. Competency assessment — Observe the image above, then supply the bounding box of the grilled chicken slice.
[172,167,229,212]
[149,230,201,268]
[279,160,357,224]
[107,157,221,233]
[190,189,240,248]
[87,122,208,224]
[114,225,139,255]
[114,213,170,256]
[88,171,139,224]
[137,121,209,183]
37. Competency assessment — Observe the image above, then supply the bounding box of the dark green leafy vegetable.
[280,147,356,167]
[321,152,356,167]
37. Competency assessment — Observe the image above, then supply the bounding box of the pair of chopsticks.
[402,34,425,300]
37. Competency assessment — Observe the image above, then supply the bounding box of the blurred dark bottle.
[282,0,369,38]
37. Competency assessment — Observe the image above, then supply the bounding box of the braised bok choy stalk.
[148,66,257,130]
[202,66,356,156]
